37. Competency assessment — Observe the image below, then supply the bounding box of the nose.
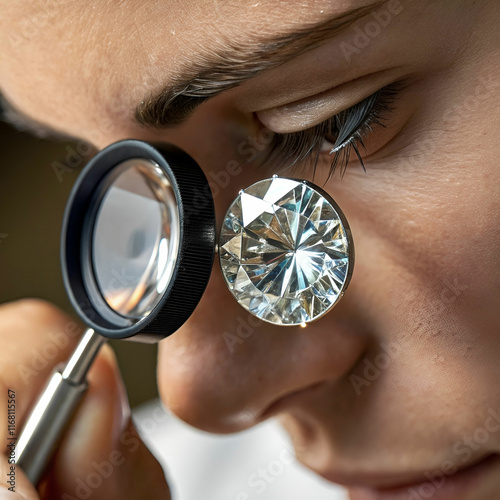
[157,258,367,433]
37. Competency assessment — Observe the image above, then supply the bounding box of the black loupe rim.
[61,140,216,342]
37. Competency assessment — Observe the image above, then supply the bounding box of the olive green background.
[0,122,158,408]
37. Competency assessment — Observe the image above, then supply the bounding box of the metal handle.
[15,328,106,484]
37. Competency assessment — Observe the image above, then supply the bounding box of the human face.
[1,0,500,498]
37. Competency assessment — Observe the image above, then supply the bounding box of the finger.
[0,457,40,500]
[40,344,170,500]
[0,299,85,425]
[0,299,84,498]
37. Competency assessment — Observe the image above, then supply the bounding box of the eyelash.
[262,82,403,180]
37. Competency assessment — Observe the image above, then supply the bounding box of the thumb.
[39,344,170,499]
[0,460,40,500]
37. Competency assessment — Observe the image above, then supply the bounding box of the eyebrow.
[0,1,388,140]
[136,1,388,128]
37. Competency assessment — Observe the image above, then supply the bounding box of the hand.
[0,299,170,499]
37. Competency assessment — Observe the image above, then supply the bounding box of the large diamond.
[219,177,353,326]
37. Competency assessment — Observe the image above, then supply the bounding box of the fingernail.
[0,488,25,499]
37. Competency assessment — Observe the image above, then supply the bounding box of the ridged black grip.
[139,147,216,341]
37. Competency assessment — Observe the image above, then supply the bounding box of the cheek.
[333,138,500,325]
[284,147,500,443]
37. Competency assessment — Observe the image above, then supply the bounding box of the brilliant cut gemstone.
[219,177,353,325]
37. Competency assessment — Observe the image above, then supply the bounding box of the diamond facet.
[219,177,353,326]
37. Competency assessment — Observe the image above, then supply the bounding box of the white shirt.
[133,400,348,500]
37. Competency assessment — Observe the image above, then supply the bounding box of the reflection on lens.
[92,159,180,319]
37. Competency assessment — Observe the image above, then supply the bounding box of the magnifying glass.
[15,140,353,483]
[61,140,216,341]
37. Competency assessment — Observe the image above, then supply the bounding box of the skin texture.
[0,0,500,498]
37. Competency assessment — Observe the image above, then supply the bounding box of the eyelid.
[256,68,403,133]
[261,82,403,179]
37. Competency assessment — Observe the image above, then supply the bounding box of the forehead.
[0,0,374,140]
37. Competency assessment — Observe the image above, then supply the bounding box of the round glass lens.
[92,159,180,319]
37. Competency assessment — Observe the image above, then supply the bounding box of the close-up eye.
[263,82,404,180]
